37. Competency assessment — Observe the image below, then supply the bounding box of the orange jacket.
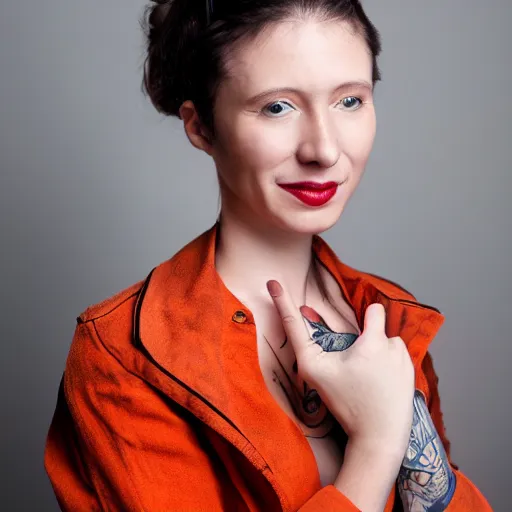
[44,222,493,511]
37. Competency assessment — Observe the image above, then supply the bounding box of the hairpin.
[205,0,214,25]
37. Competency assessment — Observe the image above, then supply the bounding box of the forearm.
[334,439,403,512]
[398,390,456,511]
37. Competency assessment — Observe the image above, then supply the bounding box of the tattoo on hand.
[304,317,358,351]
[267,308,359,436]
[286,306,457,510]
[301,305,359,352]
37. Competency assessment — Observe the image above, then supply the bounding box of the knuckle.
[390,336,406,348]
[281,314,296,325]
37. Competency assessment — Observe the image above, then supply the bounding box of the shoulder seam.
[78,290,141,324]
[364,271,416,299]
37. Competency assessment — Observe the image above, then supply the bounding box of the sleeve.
[44,320,367,512]
[422,351,494,511]
[43,320,244,512]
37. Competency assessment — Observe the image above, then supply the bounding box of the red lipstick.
[278,181,339,207]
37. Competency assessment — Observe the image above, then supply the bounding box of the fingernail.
[300,305,321,323]
[266,280,281,297]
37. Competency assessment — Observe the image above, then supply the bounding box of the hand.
[266,279,415,456]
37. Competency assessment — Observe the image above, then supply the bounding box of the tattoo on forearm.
[398,390,456,511]
[276,307,457,509]
[302,307,458,510]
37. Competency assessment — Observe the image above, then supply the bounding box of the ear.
[179,100,214,155]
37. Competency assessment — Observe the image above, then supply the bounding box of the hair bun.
[142,0,205,117]
[149,0,172,28]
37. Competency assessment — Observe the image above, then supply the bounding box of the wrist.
[334,439,403,511]
[348,435,407,462]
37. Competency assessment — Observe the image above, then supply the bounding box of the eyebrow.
[246,80,373,104]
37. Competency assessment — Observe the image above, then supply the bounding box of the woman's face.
[211,18,376,235]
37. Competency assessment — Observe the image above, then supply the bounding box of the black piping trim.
[364,272,415,297]
[363,273,442,315]
[131,267,271,472]
[393,297,441,315]
[78,290,142,324]
[314,258,442,316]
[132,268,155,348]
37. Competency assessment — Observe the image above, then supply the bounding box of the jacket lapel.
[129,222,445,509]
[310,235,445,387]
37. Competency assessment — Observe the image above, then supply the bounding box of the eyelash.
[260,96,364,117]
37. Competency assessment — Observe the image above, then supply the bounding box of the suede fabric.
[44,222,492,511]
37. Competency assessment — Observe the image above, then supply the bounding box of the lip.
[278,181,338,190]
[278,181,339,207]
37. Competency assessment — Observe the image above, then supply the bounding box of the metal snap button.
[232,310,247,323]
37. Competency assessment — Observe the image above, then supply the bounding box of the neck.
[214,213,322,313]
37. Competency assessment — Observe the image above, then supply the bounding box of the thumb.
[363,303,386,335]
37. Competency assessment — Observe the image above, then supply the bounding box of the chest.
[255,328,351,486]
[253,271,360,486]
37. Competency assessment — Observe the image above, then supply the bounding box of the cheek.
[340,112,376,166]
[234,121,294,171]
[214,119,292,199]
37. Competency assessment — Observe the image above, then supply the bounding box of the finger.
[300,304,325,326]
[301,305,359,352]
[266,280,315,359]
[363,302,386,335]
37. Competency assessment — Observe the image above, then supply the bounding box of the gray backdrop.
[1,1,509,510]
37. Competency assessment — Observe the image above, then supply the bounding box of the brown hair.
[141,0,381,140]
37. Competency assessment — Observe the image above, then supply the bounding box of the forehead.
[223,19,373,97]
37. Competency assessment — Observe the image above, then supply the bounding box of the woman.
[44,0,493,510]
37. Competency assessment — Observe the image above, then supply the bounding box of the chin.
[275,209,342,236]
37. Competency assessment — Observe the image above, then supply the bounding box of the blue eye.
[339,96,363,110]
[261,96,364,117]
[262,100,294,117]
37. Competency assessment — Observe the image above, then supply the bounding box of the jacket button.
[232,310,247,323]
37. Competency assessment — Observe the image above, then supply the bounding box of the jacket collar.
[130,221,445,508]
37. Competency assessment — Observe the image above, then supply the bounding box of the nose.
[296,110,341,169]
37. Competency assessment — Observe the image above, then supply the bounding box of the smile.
[277,181,339,207]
